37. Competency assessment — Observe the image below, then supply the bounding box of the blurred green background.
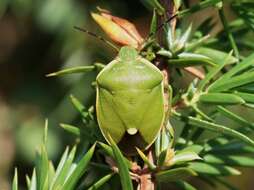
[0,0,253,189]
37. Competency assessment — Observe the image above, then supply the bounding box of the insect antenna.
[73,26,119,52]
[140,13,178,51]
[148,13,178,39]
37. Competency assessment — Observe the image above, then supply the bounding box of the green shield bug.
[71,10,177,154]
[96,46,165,154]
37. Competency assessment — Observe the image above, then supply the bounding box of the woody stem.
[159,0,177,128]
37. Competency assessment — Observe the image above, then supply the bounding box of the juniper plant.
[12,0,254,190]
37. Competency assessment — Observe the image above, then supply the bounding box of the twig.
[138,173,154,190]
[138,150,155,190]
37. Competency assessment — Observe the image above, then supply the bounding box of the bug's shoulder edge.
[96,58,120,83]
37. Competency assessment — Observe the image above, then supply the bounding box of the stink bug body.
[96,46,165,153]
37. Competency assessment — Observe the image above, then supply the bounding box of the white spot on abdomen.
[127,128,138,135]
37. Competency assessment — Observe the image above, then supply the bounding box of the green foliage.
[108,135,134,190]
[87,173,115,190]
[11,0,254,190]
[14,121,96,190]
[155,167,197,182]
[12,169,18,190]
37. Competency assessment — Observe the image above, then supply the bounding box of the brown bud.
[91,8,144,49]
